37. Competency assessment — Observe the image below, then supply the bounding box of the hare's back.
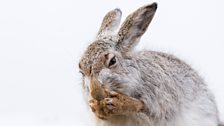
[136,51,218,126]
[135,50,206,97]
[136,50,196,76]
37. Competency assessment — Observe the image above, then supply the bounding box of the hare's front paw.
[89,90,144,119]
[102,90,144,115]
[89,93,119,119]
[101,91,122,115]
[89,99,107,119]
[89,99,98,113]
[101,97,122,115]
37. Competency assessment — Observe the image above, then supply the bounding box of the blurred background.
[0,0,223,125]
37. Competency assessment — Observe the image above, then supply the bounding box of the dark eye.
[108,56,116,67]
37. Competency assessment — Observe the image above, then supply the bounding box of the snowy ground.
[0,0,223,126]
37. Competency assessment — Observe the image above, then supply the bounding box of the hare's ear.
[117,3,157,52]
[97,8,122,37]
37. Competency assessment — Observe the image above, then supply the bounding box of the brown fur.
[89,74,144,119]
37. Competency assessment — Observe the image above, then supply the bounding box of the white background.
[0,0,223,126]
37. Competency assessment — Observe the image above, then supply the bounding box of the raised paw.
[101,95,127,116]
[89,99,107,119]
[102,91,144,115]
[102,98,117,114]
[89,90,145,119]
[89,99,98,112]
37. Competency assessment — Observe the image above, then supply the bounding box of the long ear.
[117,3,157,52]
[97,8,122,37]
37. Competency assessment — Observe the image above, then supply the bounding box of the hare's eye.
[108,56,116,67]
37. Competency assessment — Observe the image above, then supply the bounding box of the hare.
[79,2,221,126]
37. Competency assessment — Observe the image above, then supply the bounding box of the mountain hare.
[79,2,221,126]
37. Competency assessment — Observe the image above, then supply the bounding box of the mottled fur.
[79,2,220,126]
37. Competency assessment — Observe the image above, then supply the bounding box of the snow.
[0,0,223,125]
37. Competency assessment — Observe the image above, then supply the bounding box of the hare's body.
[79,3,220,126]
[90,51,218,126]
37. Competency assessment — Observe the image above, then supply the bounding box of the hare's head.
[79,3,157,97]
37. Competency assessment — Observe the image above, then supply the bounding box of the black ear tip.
[146,2,158,10]
[114,8,122,15]
[153,2,158,9]
[114,8,121,13]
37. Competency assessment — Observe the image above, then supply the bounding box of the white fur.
[173,105,218,126]
[84,77,90,87]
